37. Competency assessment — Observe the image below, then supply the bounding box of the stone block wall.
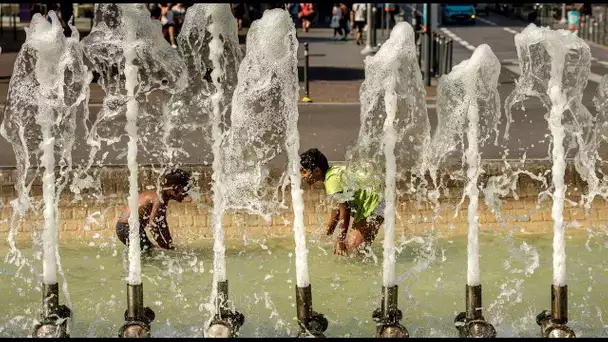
[0,162,604,245]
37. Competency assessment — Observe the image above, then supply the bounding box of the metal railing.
[416,30,453,79]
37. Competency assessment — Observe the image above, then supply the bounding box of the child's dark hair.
[164,168,191,191]
[300,148,329,174]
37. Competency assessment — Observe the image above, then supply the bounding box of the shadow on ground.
[298,66,364,81]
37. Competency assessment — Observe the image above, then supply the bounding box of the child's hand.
[334,240,348,256]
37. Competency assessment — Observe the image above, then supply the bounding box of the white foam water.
[346,22,431,287]
[432,44,501,286]
[505,24,591,287]
[223,9,309,287]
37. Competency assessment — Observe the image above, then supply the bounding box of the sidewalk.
[0,26,437,103]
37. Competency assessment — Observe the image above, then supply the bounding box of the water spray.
[206,281,245,338]
[372,286,408,338]
[454,285,496,338]
[536,285,575,338]
[32,284,71,338]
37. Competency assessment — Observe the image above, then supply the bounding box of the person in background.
[384,3,397,30]
[171,3,186,36]
[231,3,245,30]
[330,3,343,40]
[299,3,314,32]
[158,3,177,48]
[339,3,350,40]
[351,3,366,45]
[149,3,161,20]
[286,3,300,29]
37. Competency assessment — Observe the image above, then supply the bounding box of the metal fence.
[416,30,454,79]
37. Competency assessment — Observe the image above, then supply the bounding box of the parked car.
[441,4,476,25]
[475,3,490,17]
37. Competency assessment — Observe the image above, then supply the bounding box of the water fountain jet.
[344,21,430,338]
[504,23,590,338]
[427,43,501,338]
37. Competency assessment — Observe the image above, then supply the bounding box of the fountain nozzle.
[32,283,71,338]
[118,283,155,338]
[295,285,328,338]
[454,285,496,338]
[372,285,409,338]
[536,285,576,338]
[206,280,245,338]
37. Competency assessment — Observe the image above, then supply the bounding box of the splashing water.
[179,3,242,306]
[1,11,89,288]
[431,44,501,285]
[92,4,187,285]
[222,9,309,287]
[346,22,430,287]
[505,24,591,287]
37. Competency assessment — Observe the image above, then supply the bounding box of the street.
[2,10,608,167]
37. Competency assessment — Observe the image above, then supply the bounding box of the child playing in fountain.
[115,169,191,251]
[300,148,384,256]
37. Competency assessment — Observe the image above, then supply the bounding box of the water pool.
[1,230,608,337]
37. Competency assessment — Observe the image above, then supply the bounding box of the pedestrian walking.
[331,3,343,39]
[384,3,397,30]
[158,3,177,48]
[351,3,366,45]
[299,3,315,32]
[171,3,186,36]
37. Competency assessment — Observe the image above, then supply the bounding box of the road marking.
[503,27,520,35]
[476,17,498,26]
[440,28,476,51]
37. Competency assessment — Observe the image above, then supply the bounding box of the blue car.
[442,4,476,25]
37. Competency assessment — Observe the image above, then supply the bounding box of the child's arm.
[147,201,174,250]
[149,220,174,250]
[326,202,350,238]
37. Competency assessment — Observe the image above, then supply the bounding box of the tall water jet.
[80,4,187,337]
[343,21,431,338]
[177,4,244,337]
[427,44,501,338]
[0,12,90,337]
[221,9,326,337]
[505,23,590,338]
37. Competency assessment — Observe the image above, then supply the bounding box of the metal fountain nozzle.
[372,285,409,338]
[32,283,71,338]
[536,285,576,338]
[206,280,245,338]
[118,283,155,338]
[454,285,496,338]
[296,285,328,338]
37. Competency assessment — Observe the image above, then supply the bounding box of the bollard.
[12,13,16,41]
[0,5,3,37]
[417,33,423,73]
[436,35,443,77]
[300,42,312,103]
[594,20,600,43]
[585,15,590,40]
[446,38,453,73]
[90,15,94,30]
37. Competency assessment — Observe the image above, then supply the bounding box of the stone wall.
[0,162,603,245]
